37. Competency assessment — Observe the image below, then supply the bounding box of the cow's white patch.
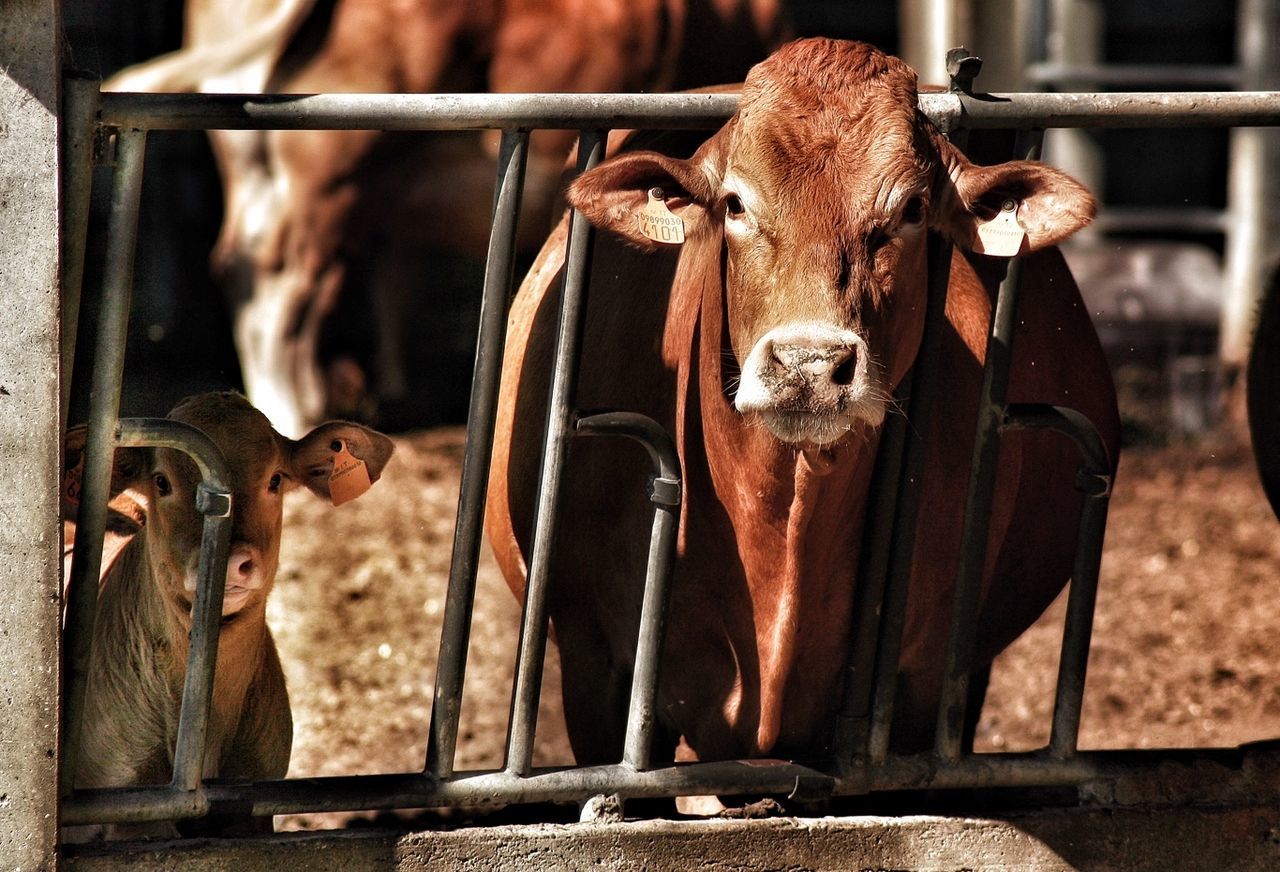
[735,322,886,445]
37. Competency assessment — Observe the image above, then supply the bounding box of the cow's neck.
[673,241,878,754]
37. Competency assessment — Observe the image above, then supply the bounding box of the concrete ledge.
[63,804,1280,871]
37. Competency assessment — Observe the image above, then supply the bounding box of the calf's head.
[68,392,393,618]
[569,38,1096,446]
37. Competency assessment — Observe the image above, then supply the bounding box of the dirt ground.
[267,404,1280,830]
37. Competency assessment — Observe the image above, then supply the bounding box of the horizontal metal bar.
[61,787,208,827]
[96,90,1280,133]
[1090,206,1229,234]
[61,745,1280,825]
[99,92,740,131]
[1025,63,1241,88]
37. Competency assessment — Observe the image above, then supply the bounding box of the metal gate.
[57,65,1280,836]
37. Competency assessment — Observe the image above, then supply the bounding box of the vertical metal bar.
[59,128,147,798]
[832,400,907,766]
[1048,488,1110,756]
[169,507,233,792]
[504,128,607,777]
[934,129,1043,762]
[574,412,682,772]
[59,73,101,427]
[426,129,530,779]
[933,255,1025,761]
[867,229,957,763]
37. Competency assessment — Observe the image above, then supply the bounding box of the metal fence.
[58,81,1280,833]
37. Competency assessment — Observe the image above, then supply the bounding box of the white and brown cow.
[487,38,1121,773]
[105,0,785,437]
[63,392,392,839]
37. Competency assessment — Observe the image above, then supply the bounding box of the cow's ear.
[289,421,395,504]
[62,426,150,517]
[934,148,1096,253]
[567,150,718,250]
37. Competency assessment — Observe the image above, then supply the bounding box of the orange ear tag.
[328,440,372,507]
[973,199,1026,257]
[637,187,685,245]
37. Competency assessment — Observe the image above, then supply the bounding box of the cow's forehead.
[163,392,282,482]
[726,39,930,210]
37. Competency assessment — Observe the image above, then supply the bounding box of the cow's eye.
[902,196,925,225]
[153,472,172,497]
[724,193,745,218]
[268,472,284,494]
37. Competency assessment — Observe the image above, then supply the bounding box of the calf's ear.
[567,150,718,250]
[289,421,395,504]
[62,425,150,518]
[934,148,1097,253]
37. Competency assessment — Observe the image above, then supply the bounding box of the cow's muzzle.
[734,323,886,445]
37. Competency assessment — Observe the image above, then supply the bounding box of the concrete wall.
[62,804,1280,872]
[0,1,63,869]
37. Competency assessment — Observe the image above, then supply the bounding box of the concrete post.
[0,1,64,868]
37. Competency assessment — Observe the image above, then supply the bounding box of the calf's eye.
[902,196,925,225]
[268,472,284,493]
[153,473,172,496]
[724,193,745,218]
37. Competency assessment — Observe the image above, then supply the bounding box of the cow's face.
[569,38,1096,447]
[71,393,394,619]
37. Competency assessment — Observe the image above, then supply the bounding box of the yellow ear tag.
[637,187,685,245]
[328,439,372,507]
[973,199,1027,257]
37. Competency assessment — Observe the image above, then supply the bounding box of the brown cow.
[104,0,785,437]
[487,38,1121,780]
[63,392,393,840]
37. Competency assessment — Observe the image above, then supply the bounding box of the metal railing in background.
[57,83,1280,832]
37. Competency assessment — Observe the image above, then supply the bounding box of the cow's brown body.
[487,39,1120,768]
[64,392,392,839]
[105,0,784,436]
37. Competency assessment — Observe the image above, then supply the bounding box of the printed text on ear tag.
[64,454,85,509]
[973,199,1026,257]
[638,187,685,245]
[328,440,372,507]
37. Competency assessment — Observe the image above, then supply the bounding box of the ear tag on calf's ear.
[64,454,85,509]
[973,199,1027,257]
[328,439,372,507]
[638,187,685,245]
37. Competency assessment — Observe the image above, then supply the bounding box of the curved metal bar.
[1002,404,1114,756]
[575,411,682,770]
[114,419,234,794]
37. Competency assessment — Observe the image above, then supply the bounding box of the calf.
[487,38,1120,775]
[64,392,392,838]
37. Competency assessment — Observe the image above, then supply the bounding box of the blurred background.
[62,0,1274,443]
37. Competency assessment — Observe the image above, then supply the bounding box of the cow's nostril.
[236,558,255,578]
[831,347,858,386]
